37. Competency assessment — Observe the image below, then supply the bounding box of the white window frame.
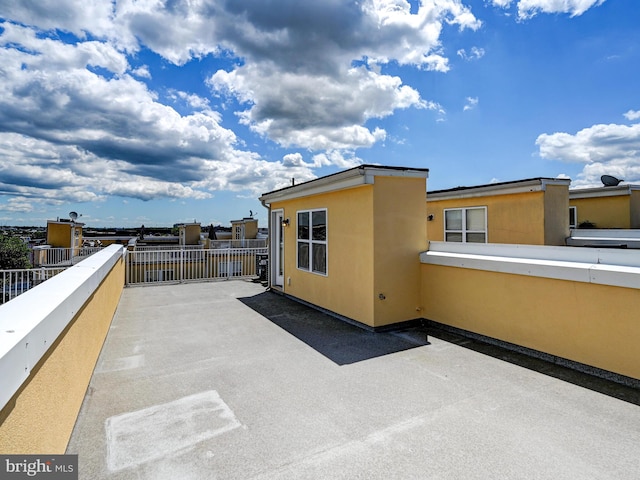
[569,206,577,229]
[296,208,328,276]
[444,206,487,243]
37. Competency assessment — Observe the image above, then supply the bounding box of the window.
[569,206,577,229]
[297,209,327,274]
[444,207,487,243]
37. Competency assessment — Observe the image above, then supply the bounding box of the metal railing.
[134,244,205,251]
[31,246,104,266]
[125,247,268,285]
[1,267,68,304]
[209,239,267,249]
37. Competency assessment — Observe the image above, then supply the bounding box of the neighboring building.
[46,219,84,251]
[426,178,571,246]
[231,217,259,241]
[177,222,202,246]
[569,184,640,229]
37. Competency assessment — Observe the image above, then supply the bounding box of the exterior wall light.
[282,218,290,227]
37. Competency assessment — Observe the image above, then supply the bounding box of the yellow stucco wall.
[372,176,427,327]
[272,175,428,328]
[421,264,640,380]
[570,195,631,228]
[46,222,72,248]
[0,258,125,453]
[183,224,201,245]
[272,185,375,326]
[544,184,570,245]
[632,191,640,228]
[427,191,547,245]
[46,222,84,251]
[244,219,258,239]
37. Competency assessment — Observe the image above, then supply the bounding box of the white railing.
[209,239,267,249]
[31,246,104,266]
[134,244,205,251]
[125,247,268,285]
[1,267,68,304]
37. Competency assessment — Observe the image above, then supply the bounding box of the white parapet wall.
[421,241,640,289]
[0,244,125,411]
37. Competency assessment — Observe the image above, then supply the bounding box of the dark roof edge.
[260,164,429,198]
[428,177,568,195]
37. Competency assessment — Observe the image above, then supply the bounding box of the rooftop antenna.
[69,211,78,222]
[249,210,254,218]
[601,175,623,187]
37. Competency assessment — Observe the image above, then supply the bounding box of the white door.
[272,210,284,287]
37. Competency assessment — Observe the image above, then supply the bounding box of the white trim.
[0,244,125,410]
[569,206,577,229]
[270,209,285,287]
[420,241,640,289]
[443,206,487,243]
[428,178,570,201]
[296,208,328,276]
[569,184,640,199]
[260,166,429,203]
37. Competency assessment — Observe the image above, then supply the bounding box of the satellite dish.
[601,175,623,187]
[69,211,78,221]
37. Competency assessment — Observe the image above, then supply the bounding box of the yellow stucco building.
[260,165,430,329]
[46,219,84,251]
[231,217,259,241]
[261,165,640,381]
[426,178,571,246]
[569,184,640,229]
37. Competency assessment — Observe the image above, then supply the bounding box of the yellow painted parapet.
[420,242,640,380]
[0,245,125,453]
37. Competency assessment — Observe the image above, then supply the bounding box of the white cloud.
[0,1,485,206]
[210,65,418,150]
[0,25,311,202]
[536,119,640,187]
[457,47,485,61]
[463,97,479,111]
[131,65,151,79]
[0,197,35,214]
[492,0,607,19]
[623,110,640,121]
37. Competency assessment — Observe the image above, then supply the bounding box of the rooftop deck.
[68,280,640,479]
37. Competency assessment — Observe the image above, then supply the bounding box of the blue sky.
[0,0,638,228]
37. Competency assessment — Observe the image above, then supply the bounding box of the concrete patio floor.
[67,280,640,479]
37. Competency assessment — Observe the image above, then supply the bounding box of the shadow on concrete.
[425,324,640,406]
[239,291,428,366]
[240,290,639,404]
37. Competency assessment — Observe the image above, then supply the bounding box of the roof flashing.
[260,165,429,203]
[428,178,570,201]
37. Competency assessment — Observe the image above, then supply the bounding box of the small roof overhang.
[569,184,640,200]
[259,164,429,204]
[427,177,571,201]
